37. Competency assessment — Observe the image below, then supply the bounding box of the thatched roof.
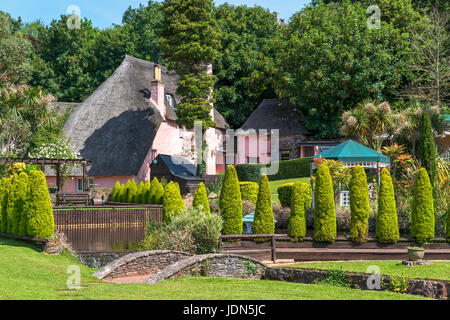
[63,55,228,177]
[240,99,309,135]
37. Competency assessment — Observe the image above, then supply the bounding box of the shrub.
[411,168,435,243]
[349,166,370,243]
[148,177,164,204]
[125,179,138,203]
[135,181,145,203]
[219,165,243,235]
[110,181,121,202]
[26,170,54,239]
[162,181,185,224]
[417,111,437,193]
[288,182,312,241]
[0,177,10,233]
[140,207,223,254]
[314,164,336,242]
[6,174,17,234]
[278,183,295,207]
[376,169,399,244]
[14,172,29,236]
[117,184,126,203]
[193,183,210,214]
[240,182,259,204]
[143,180,151,204]
[252,175,275,237]
[446,204,449,239]
[236,158,312,182]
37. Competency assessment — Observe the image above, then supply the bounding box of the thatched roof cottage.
[46,55,229,193]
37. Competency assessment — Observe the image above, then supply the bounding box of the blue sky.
[0,0,311,29]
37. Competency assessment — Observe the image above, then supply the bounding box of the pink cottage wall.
[236,133,272,164]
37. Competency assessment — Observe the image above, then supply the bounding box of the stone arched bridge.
[93,250,267,284]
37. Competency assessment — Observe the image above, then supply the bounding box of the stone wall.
[265,268,449,299]
[146,254,267,284]
[94,250,193,280]
[77,251,137,268]
[279,134,304,159]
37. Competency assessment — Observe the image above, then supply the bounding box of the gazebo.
[311,140,390,206]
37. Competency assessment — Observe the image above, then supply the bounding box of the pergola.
[0,158,91,191]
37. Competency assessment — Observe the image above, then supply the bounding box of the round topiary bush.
[288,182,312,241]
[376,168,399,244]
[411,168,435,243]
[278,183,295,207]
[219,165,243,235]
[193,182,210,214]
[314,164,336,243]
[26,170,55,239]
[240,182,259,204]
[162,181,185,224]
[349,165,370,243]
[252,175,275,237]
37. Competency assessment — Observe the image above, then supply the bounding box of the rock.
[208,192,218,199]
[402,260,431,267]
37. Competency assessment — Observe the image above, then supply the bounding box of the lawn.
[269,177,310,205]
[277,260,450,281]
[0,237,430,300]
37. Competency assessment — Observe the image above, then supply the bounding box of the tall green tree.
[288,182,312,241]
[15,172,29,236]
[274,0,405,137]
[160,0,221,130]
[213,4,280,128]
[416,111,437,192]
[193,182,210,214]
[162,181,185,224]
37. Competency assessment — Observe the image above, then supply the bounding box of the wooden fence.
[53,205,163,251]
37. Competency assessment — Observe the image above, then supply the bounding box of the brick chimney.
[150,65,166,119]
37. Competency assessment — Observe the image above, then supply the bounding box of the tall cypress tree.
[219,165,243,235]
[411,168,435,243]
[314,164,336,243]
[252,174,275,237]
[349,166,370,243]
[14,172,29,236]
[376,168,399,244]
[416,111,437,194]
[160,0,221,130]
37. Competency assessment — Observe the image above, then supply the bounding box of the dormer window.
[166,94,176,109]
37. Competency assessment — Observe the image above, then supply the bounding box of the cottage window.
[77,178,94,192]
[280,150,290,161]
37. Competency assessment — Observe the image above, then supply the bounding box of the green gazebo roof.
[313,140,390,163]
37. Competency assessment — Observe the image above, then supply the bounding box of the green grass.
[269,177,310,195]
[277,260,450,281]
[0,237,431,300]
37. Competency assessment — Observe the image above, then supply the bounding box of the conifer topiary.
[376,168,399,244]
[314,164,336,242]
[148,177,159,204]
[149,178,165,205]
[411,168,435,243]
[219,165,243,235]
[26,170,54,239]
[349,166,370,243]
[0,177,9,233]
[239,182,259,204]
[110,181,121,202]
[162,181,185,224]
[143,180,151,204]
[193,183,210,214]
[14,172,29,236]
[117,184,126,203]
[277,183,296,207]
[288,182,312,241]
[253,175,274,237]
[125,179,138,203]
[135,181,145,203]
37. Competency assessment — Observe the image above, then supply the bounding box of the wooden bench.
[57,192,90,206]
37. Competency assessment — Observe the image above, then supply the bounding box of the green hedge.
[314,164,336,243]
[110,181,121,202]
[236,158,311,182]
[278,183,295,207]
[375,168,399,244]
[411,168,435,243]
[252,175,274,237]
[26,170,54,239]
[239,182,259,204]
[219,165,243,235]
[288,182,312,241]
[349,166,370,243]
[14,172,29,236]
